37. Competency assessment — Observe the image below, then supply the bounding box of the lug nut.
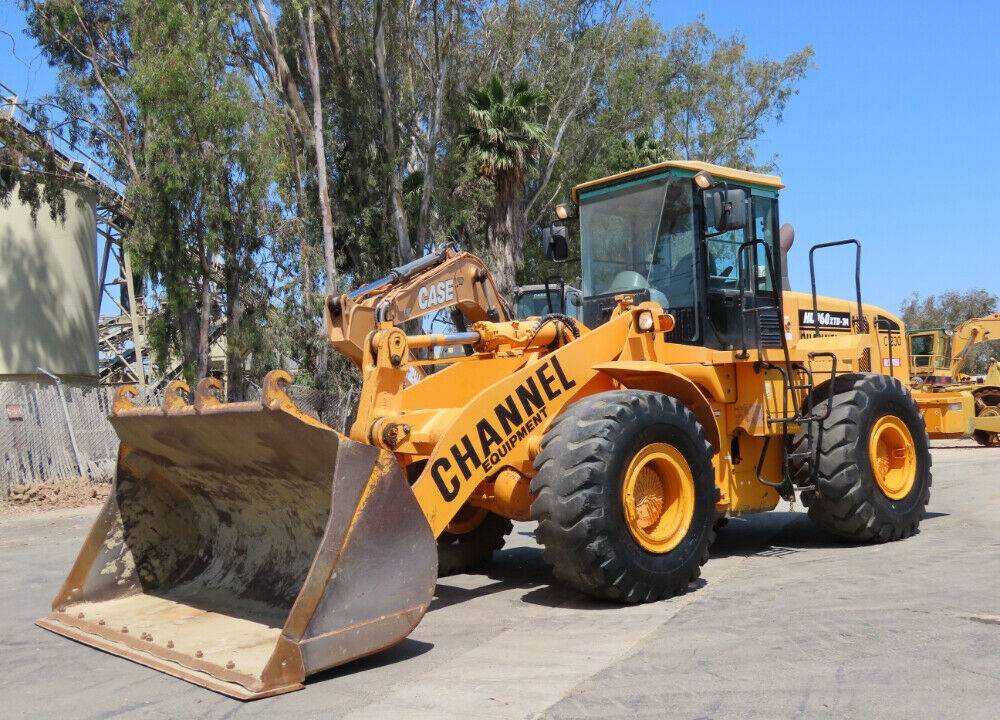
[226,661,235,670]
[121,626,128,634]
[195,650,203,658]
[166,641,174,649]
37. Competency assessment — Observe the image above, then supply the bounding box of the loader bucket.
[36,371,437,700]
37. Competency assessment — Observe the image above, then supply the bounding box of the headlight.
[637,311,655,332]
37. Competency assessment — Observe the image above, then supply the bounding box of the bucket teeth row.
[111,369,298,418]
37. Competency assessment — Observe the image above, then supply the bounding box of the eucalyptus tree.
[127,1,279,396]
[657,18,814,170]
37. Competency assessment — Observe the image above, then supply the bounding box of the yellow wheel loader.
[40,161,948,699]
[907,314,1000,445]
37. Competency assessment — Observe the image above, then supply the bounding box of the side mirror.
[706,187,747,232]
[544,225,570,262]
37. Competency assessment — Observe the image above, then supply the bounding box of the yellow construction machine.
[40,161,954,699]
[907,313,1000,445]
[327,245,512,367]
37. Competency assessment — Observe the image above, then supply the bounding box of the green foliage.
[460,73,548,294]
[20,0,138,185]
[462,75,548,177]
[657,18,815,170]
[901,289,998,331]
[124,0,281,395]
[0,115,70,223]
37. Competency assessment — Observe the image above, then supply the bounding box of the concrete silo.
[0,184,98,381]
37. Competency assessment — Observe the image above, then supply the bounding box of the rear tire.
[793,373,931,542]
[530,390,717,603]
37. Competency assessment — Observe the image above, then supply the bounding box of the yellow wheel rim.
[622,443,695,553]
[868,416,917,500]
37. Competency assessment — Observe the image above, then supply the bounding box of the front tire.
[794,373,931,542]
[530,390,717,603]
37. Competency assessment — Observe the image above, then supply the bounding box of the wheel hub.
[622,443,695,553]
[868,415,916,500]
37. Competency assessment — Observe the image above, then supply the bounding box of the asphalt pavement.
[1,441,997,719]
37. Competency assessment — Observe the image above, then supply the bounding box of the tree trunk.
[374,0,412,264]
[415,0,458,253]
[178,303,200,384]
[197,272,212,380]
[299,8,338,296]
[486,168,526,298]
[224,254,246,401]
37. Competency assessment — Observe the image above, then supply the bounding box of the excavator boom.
[327,247,512,367]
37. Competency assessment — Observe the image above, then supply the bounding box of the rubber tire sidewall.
[602,409,715,583]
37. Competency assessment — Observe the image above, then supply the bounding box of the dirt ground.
[1,478,110,514]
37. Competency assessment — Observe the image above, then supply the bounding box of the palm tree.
[461,75,547,296]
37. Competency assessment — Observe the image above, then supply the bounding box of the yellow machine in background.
[39,161,946,699]
[907,314,1000,445]
[908,313,1000,383]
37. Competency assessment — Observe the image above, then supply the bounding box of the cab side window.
[752,197,778,292]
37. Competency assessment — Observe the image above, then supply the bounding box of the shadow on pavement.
[427,507,946,613]
[304,637,436,685]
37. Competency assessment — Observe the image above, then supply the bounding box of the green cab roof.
[571,160,784,202]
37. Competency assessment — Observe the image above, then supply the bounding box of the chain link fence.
[1,379,348,499]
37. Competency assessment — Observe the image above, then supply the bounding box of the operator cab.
[514,280,584,321]
[570,161,785,352]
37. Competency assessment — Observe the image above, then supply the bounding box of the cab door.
[704,194,782,352]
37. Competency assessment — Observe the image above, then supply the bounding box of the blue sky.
[3,1,999,318]
[655,1,1000,316]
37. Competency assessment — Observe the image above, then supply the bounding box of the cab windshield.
[579,175,698,339]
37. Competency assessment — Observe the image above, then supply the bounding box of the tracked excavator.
[39,160,964,699]
[907,314,1000,445]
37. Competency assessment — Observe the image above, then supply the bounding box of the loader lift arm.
[326,247,513,367]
